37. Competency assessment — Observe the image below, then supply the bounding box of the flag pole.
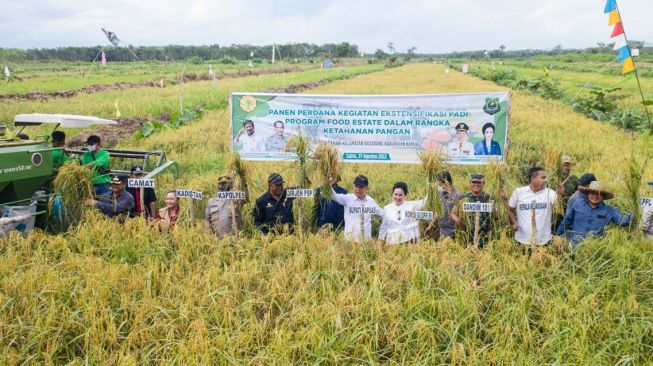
[615,2,652,126]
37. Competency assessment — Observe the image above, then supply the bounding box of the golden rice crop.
[2,63,652,364]
[312,142,340,199]
[50,163,94,230]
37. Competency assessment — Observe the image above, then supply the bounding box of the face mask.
[87,144,96,151]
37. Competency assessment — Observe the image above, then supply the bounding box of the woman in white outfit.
[379,182,427,245]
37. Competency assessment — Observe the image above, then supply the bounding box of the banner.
[230,92,510,164]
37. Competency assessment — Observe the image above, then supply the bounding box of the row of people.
[87,166,648,247]
[65,131,649,245]
[236,166,641,246]
[82,172,182,230]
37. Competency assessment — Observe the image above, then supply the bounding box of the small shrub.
[185,56,203,65]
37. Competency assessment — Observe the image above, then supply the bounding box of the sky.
[1,0,652,53]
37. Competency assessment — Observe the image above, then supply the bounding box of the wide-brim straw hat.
[579,181,614,200]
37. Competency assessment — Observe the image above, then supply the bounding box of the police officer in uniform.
[447,122,475,157]
[205,176,245,238]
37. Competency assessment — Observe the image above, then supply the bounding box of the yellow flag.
[608,10,621,25]
[114,99,122,118]
[622,57,635,74]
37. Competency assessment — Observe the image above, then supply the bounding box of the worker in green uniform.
[81,135,111,196]
[51,131,71,169]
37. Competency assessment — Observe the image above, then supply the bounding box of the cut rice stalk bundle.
[50,163,94,230]
[312,142,340,200]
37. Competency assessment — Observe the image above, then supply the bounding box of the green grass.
[0,60,336,95]
[462,60,653,109]
[3,63,384,138]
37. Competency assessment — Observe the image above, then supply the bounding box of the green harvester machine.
[1,114,177,234]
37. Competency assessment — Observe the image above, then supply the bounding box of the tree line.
[0,42,360,63]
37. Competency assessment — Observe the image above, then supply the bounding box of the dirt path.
[0,65,318,102]
[66,69,377,148]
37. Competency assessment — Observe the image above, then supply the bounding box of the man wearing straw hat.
[566,173,597,214]
[640,182,653,239]
[206,176,244,238]
[556,181,632,245]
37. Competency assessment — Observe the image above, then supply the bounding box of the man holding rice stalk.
[331,175,383,243]
[83,174,134,222]
[424,171,462,239]
[253,173,295,234]
[450,173,505,248]
[556,181,632,245]
[312,175,348,231]
[81,135,111,196]
[508,167,558,246]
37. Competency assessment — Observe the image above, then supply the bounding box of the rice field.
[1,62,652,364]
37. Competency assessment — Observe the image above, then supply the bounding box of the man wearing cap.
[566,173,597,214]
[81,135,111,196]
[556,181,632,245]
[450,173,499,247]
[253,173,295,234]
[205,176,247,238]
[508,166,558,246]
[265,120,289,152]
[558,155,580,211]
[643,182,653,239]
[235,120,265,153]
[126,166,157,219]
[311,175,348,231]
[447,123,475,157]
[331,175,383,242]
[84,174,134,222]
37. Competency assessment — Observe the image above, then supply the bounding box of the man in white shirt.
[508,167,557,246]
[447,122,475,157]
[235,120,265,153]
[332,175,383,243]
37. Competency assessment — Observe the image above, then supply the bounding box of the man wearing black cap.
[126,166,157,219]
[253,173,295,234]
[81,135,111,196]
[447,123,474,157]
[84,174,134,222]
[332,175,382,242]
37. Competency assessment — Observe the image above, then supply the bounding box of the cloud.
[0,0,651,52]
